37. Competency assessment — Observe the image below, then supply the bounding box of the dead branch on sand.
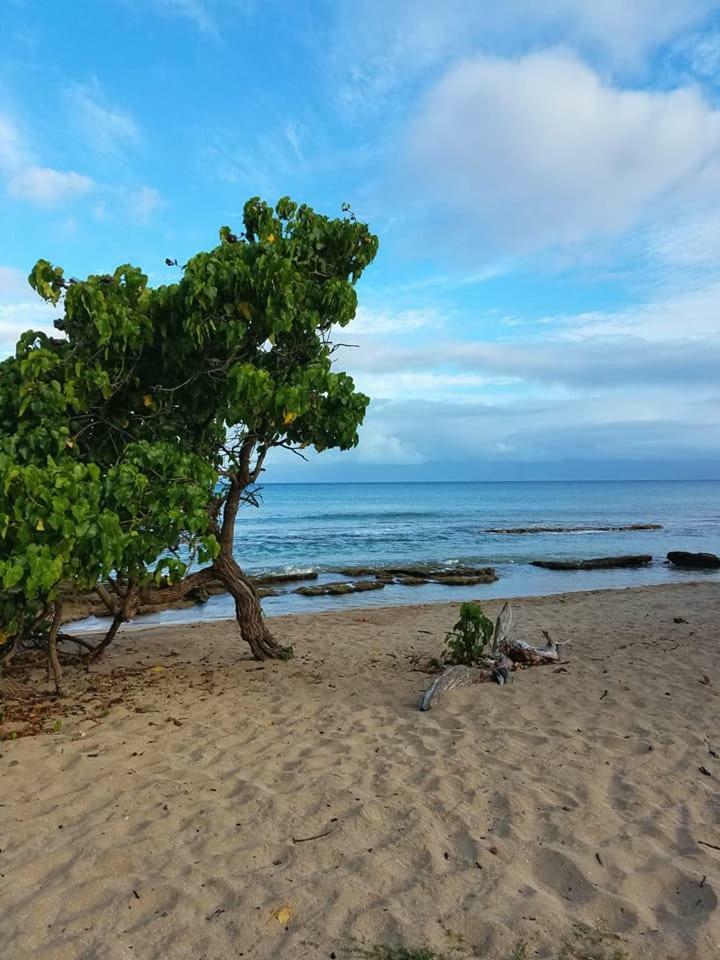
[420,602,563,711]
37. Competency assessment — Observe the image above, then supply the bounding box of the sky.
[2,1,720,481]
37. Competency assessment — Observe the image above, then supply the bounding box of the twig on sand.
[292,827,336,844]
[698,839,720,852]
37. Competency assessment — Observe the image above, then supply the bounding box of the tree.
[0,332,220,690]
[0,197,378,680]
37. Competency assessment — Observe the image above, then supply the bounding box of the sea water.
[74,480,720,630]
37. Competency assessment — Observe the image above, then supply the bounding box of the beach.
[1,581,719,959]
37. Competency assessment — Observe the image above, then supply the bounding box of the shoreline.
[2,581,719,959]
[68,565,720,634]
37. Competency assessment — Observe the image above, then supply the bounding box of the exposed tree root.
[0,676,24,700]
[420,602,562,711]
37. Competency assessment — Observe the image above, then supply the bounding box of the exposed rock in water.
[338,564,440,579]
[338,564,497,584]
[253,570,319,585]
[432,567,497,584]
[667,551,720,570]
[487,524,662,534]
[295,580,386,597]
[432,574,498,585]
[531,555,652,571]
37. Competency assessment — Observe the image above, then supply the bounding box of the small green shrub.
[444,601,494,665]
[507,943,528,960]
[357,947,446,960]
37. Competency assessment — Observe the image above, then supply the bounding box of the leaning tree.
[0,197,378,678]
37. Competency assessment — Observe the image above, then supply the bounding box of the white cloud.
[7,165,95,206]
[351,305,442,336]
[404,50,720,256]
[353,422,425,464]
[355,370,516,400]
[65,79,140,155]
[0,267,59,357]
[1,112,96,208]
[644,209,720,269]
[551,281,720,343]
[0,266,27,299]
[331,0,717,111]
[352,382,720,467]
[671,26,720,79]
[201,121,310,194]
[327,271,720,468]
[339,275,720,426]
[0,301,59,357]
[134,0,252,34]
[0,114,28,170]
[0,263,64,358]
[540,0,717,64]
[150,0,214,31]
[1,110,161,219]
[349,337,720,390]
[126,185,163,222]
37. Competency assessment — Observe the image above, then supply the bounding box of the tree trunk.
[137,567,214,607]
[212,551,287,660]
[208,464,288,661]
[116,562,287,661]
[88,455,289,661]
[47,602,65,696]
[89,581,138,660]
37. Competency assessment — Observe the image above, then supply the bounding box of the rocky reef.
[531,555,652,571]
[667,551,720,570]
[487,524,662,534]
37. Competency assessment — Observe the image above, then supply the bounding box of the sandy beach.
[1,582,719,959]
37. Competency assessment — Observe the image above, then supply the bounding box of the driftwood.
[420,602,561,711]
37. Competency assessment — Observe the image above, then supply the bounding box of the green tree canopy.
[0,197,378,684]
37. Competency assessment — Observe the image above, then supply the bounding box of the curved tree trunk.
[125,558,287,661]
[212,551,286,660]
[206,458,289,661]
[92,453,289,662]
[89,580,139,660]
[136,567,215,607]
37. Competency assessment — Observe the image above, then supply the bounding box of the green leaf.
[28,259,65,304]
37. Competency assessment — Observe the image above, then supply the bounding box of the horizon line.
[258,477,720,485]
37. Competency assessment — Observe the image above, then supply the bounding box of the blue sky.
[2,0,720,480]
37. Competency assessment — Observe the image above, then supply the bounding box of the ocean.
[75,479,720,631]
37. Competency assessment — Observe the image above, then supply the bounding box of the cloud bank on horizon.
[1,0,720,479]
